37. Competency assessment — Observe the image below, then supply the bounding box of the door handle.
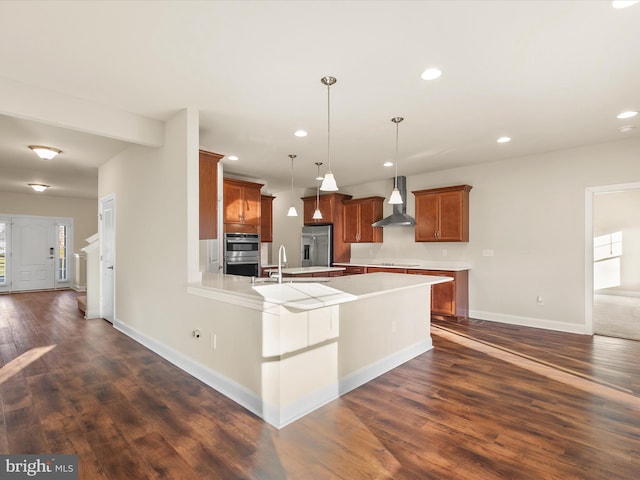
[107,266,114,270]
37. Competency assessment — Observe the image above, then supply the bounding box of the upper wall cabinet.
[342,196,384,243]
[223,178,263,233]
[412,185,472,242]
[199,150,223,240]
[260,195,275,243]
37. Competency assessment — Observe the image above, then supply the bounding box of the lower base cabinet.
[407,269,468,319]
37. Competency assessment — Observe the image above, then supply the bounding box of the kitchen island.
[186,272,451,428]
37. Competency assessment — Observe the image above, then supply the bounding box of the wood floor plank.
[2,290,640,479]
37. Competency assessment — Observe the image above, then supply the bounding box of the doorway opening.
[586,183,640,341]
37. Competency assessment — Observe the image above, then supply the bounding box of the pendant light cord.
[394,120,399,189]
[327,82,331,172]
[291,156,295,196]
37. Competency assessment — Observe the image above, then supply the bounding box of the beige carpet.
[593,293,640,341]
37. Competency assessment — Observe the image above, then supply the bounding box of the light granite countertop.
[334,261,471,272]
[188,272,452,311]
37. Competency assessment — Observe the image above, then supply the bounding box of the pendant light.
[287,154,298,217]
[320,76,339,191]
[313,162,323,220]
[388,117,404,204]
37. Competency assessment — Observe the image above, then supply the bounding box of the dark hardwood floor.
[1,290,639,479]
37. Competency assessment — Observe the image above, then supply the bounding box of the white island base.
[186,272,449,429]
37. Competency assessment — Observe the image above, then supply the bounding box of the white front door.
[100,196,115,323]
[11,217,56,291]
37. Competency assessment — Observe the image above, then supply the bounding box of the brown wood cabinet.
[407,269,469,319]
[199,150,223,240]
[223,178,263,233]
[412,185,472,242]
[301,193,353,263]
[366,266,407,274]
[260,195,274,242]
[342,196,384,243]
[341,265,367,275]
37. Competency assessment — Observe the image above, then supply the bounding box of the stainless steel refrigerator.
[301,225,333,267]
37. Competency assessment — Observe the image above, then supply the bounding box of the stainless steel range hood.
[372,176,416,227]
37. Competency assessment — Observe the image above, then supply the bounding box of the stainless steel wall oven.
[224,233,259,277]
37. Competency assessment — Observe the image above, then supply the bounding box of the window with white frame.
[594,231,622,290]
[57,223,69,282]
[0,220,6,285]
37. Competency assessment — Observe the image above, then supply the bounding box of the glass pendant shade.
[320,76,339,191]
[287,154,298,217]
[388,116,404,204]
[320,172,338,191]
[388,187,403,204]
[312,208,322,219]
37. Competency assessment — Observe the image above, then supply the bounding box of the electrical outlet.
[536,295,544,305]
[192,329,201,339]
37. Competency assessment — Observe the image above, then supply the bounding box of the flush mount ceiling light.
[388,117,405,205]
[497,136,512,143]
[320,76,339,191]
[383,161,394,167]
[28,183,49,192]
[313,162,323,220]
[287,154,298,217]
[227,155,239,161]
[612,1,639,8]
[617,111,638,119]
[420,68,442,81]
[294,130,308,137]
[619,125,635,133]
[28,145,61,160]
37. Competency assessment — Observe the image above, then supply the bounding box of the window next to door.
[0,220,6,286]
[58,223,69,282]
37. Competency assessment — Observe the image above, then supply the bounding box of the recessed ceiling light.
[497,136,511,143]
[421,68,442,81]
[28,145,61,160]
[227,155,239,161]
[619,125,635,133]
[383,161,394,167]
[612,1,639,9]
[28,183,49,192]
[617,111,638,119]
[294,130,308,137]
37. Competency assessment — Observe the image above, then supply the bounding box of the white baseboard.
[84,309,101,320]
[469,310,588,335]
[595,290,640,298]
[114,318,432,429]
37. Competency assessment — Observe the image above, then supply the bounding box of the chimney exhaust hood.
[372,176,415,227]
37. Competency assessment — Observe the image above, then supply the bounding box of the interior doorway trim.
[585,181,640,336]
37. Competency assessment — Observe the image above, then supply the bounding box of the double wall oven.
[224,233,259,277]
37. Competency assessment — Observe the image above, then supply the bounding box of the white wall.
[334,137,640,333]
[98,109,264,396]
[0,191,97,252]
[271,186,305,267]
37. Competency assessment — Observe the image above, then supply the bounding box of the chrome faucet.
[273,244,287,283]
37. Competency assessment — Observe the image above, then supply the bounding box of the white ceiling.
[0,0,638,198]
